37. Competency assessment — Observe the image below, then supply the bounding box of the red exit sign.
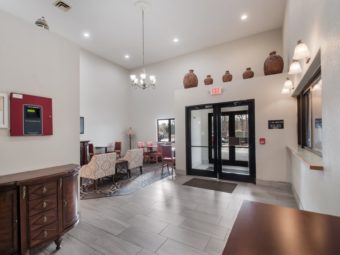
[210,87,223,95]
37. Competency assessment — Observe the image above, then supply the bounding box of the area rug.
[183,178,237,193]
[80,163,172,200]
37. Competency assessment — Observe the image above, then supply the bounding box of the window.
[157,118,175,143]
[298,69,322,156]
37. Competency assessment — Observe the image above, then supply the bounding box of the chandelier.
[130,1,156,89]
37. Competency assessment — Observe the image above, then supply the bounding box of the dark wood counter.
[223,201,340,255]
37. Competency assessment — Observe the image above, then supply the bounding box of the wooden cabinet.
[0,186,18,255]
[0,164,79,255]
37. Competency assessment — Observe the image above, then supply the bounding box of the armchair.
[123,149,144,175]
[80,152,117,190]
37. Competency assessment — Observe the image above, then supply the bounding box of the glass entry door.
[186,100,255,183]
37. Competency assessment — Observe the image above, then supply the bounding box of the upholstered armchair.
[80,152,117,190]
[123,149,144,175]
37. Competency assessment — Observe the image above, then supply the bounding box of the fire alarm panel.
[10,93,53,136]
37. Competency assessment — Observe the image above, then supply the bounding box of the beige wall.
[284,0,340,216]
[175,74,297,182]
[0,10,80,175]
[129,29,284,144]
[80,50,130,153]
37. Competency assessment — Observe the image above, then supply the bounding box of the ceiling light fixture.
[83,32,90,38]
[173,37,179,43]
[130,0,156,90]
[124,54,130,59]
[288,60,302,75]
[293,40,310,63]
[241,14,248,21]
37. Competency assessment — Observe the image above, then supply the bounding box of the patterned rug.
[80,163,173,199]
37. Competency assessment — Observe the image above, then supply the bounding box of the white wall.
[129,29,283,143]
[80,50,130,153]
[175,74,296,182]
[0,10,80,175]
[284,0,340,216]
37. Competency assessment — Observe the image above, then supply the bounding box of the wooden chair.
[114,141,122,158]
[137,141,150,163]
[88,143,94,159]
[161,145,175,178]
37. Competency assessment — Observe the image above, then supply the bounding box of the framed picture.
[0,93,9,128]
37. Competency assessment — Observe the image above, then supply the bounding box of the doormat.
[183,178,237,193]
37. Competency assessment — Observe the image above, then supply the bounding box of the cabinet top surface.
[0,164,79,185]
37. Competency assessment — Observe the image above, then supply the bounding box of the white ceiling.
[0,0,286,70]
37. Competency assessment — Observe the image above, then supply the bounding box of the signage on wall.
[210,87,223,96]
[268,120,284,129]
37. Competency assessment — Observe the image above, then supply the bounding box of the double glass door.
[186,100,255,183]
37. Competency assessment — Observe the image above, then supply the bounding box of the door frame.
[186,99,256,183]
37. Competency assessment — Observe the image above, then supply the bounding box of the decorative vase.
[222,70,233,82]
[264,51,284,75]
[204,75,213,85]
[243,67,254,79]
[183,69,198,89]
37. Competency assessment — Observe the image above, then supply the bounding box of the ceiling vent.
[54,1,71,11]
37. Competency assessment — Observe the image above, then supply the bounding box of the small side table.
[115,159,129,181]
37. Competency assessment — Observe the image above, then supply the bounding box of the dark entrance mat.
[183,178,237,193]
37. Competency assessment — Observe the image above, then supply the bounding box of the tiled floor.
[35,174,297,255]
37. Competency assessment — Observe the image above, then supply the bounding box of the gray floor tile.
[118,227,167,252]
[160,225,210,250]
[156,239,210,255]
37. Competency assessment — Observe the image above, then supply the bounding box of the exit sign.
[210,87,223,95]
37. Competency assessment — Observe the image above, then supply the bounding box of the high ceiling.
[0,0,286,70]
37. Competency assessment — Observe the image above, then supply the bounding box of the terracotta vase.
[264,51,284,75]
[222,70,233,82]
[243,67,254,79]
[183,69,198,89]
[204,75,213,85]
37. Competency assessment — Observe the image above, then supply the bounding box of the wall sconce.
[281,78,294,94]
[293,40,310,63]
[288,60,302,75]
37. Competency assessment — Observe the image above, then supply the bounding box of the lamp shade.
[288,61,302,75]
[293,40,310,60]
[281,87,290,94]
[284,78,293,90]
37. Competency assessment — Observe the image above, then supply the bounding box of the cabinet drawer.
[28,195,57,216]
[30,222,58,247]
[28,181,57,201]
[29,209,57,232]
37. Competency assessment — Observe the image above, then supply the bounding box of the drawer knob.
[42,201,47,208]
[43,230,48,238]
[43,216,47,223]
[42,186,47,193]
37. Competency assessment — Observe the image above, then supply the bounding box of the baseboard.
[175,168,186,176]
[256,179,292,190]
[291,184,304,210]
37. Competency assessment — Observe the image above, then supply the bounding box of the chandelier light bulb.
[140,73,146,79]
[284,78,293,90]
[130,74,136,80]
[293,40,310,61]
[288,60,302,75]
[281,87,290,94]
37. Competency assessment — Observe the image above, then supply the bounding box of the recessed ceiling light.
[124,54,130,59]
[241,14,248,21]
[173,37,179,43]
[83,32,90,38]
